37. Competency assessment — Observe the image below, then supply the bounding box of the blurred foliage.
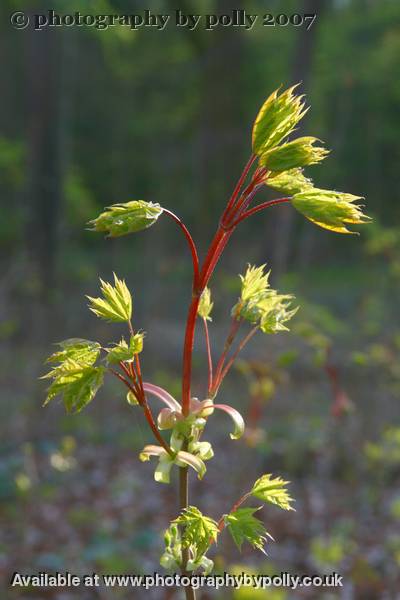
[1,0,400,597]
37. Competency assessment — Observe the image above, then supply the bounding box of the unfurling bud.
[197,287,213,321]
[260,137,329,172]
[252,85,308,155]
[89,200,162,237]
[292,188,371,234]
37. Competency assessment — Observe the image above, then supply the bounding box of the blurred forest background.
[1,0,400,598]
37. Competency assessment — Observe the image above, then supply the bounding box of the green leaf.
[235,264,271,310]
[251,474,295,511]
[292,188,371,234]
[232,265,298,334]
[267,168,314,196]
[225,507,272,553]
[87,273,132,322]
[198,287,213,321]
[45,339,100,368]
[260,137,329,172]
[89,200,163,237]
[106,334,144,364]
[258,293,299,334]
[43,361,105,413]
[173,506,219,557]
[252,85,308,155]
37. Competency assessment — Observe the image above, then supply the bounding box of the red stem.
[142,400,174,457]
[216,492,251,533]
[109,368,173,456]
[163,208,200,289]
[202,317,213,396]
[214,326,259,395]
[221,155,257,224]
[211,318,241,396]
[230,198,290,228]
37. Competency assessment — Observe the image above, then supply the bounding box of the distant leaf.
[173,506,219,556]
[252,85,308,155]
[251,474,295,511]
[89,200,163,237]
[225,507,272,553]
[198,287,213,321]
[106,334,144,364]
[87,273,132,322]
[260,137,329,172]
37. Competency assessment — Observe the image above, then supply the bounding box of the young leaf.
[106,334,144,364]
[267,168,313,196]
[251,474,295,511]
[43,361,105,413]
[260,137,329,172]
[87,273,132,322]
[252,85,308,155]
[198,287,213,321]
[89,200,163,237]
[232,265,298,334]
[237,264,271,307]
[292,189,371,234]
[46,339,100,368]
[258,293,299,334]
[173,506,219,557]
[225,507,272,553]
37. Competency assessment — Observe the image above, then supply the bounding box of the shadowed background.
[1,0,400,598]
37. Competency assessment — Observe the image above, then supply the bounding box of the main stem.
[179,463,196,600]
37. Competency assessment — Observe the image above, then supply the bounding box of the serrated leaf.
[45,339,100,368]
[225,507,272,553]
[238,264,271,305]
[260,137,329,172]
[173,506,219,557]
[292,188,371,234]
[267,168,314,196]
[106,333,144,364]
[251,474,295,511]
[252,85,308,155]
[89,200,163,237]
[87,273,132,322]
[232,265,298,334]
[44,363,105,413]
